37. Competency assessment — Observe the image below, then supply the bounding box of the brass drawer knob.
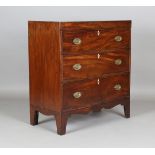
[73,38,82,45]
[73,64,82,71]
[114,59,122,65]
[114,36,122,42]
[114,84,122,91]
[73,92,82,99]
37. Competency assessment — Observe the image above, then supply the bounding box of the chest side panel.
[28,22,62,113]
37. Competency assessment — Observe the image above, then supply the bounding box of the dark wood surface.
[61,20,131,30]
[28,22,62,113]
[62,29,130,53]
[63,51,129,80]
[28,20,131,135]
[63,73,129,109]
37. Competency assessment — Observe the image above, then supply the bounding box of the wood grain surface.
[28,20,131,135]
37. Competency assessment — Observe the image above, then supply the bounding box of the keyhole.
[97,78,100,85]
[97,53,100,59]
[97,30,100,36]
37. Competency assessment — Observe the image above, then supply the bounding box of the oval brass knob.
[73,38,82,45]
[73,92,82,99]
[114,59,122,65]
[114,84,122,91]
[114,36,122,42]
[73,64,82,71]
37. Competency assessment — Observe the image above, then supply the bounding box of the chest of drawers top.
[61,20,131,30]
[30,20,131,28]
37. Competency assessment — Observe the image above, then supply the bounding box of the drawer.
[63,51,129,80]
[63,73,129,109]
[62,29,130,53]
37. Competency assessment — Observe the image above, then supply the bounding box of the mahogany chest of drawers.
[28,20,131,135]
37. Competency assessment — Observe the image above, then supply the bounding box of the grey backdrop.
[0,6,155,97]
[0,7,155,147]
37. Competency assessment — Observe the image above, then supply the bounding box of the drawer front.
[63,73,129,109]
[62,29,130,53]
[63,51,129,80]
